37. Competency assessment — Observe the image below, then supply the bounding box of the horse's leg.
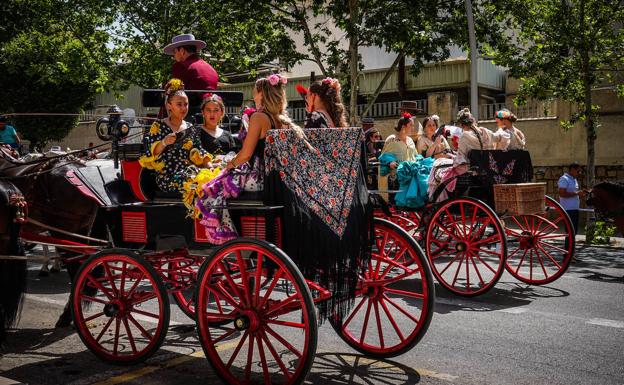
[50,249,61,273]
[55,258,81,328]
[38,245,51,277]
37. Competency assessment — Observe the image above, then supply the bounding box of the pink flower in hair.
[267,74,281,86]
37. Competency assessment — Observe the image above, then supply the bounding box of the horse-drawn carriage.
[1,90,436,384]
[372,147,576,297]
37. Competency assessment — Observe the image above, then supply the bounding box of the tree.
[110,0,303,88]
[268,0,467,124]
[0,0,116,148]
[482,0,624,189]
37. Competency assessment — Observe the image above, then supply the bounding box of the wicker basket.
[493,183,546,215]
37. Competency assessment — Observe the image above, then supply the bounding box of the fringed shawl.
[264,127,373,323]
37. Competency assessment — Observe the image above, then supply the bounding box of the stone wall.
[533,165,624,197]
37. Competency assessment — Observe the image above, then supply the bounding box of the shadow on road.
[306,352,423,384]
[570,245,624,284]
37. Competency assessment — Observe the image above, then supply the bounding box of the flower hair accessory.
[243,107,256,117]
[322,77,341,91]
[165,78,184,94]
[202,92,222,102]
[496,109,512,119]
[402,112,412,119]
[267,74,288,86]
[431,114,440,121]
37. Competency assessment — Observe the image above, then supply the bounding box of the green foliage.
[482,0,624,133]
[585,220,617,245]
[0,0,115,148]
[110,0,303,87]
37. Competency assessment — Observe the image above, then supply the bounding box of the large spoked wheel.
[425,197,507,296]
[330,218,434,358]
[71,249,170,365]
[504,196,575,284]
[195,239,317,385]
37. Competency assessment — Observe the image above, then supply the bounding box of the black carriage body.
[100,199,282,251]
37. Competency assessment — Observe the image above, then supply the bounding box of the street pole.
[465,0,478,120]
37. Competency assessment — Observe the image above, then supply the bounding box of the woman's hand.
[390,161,398,169]
[163,133,176,146]
[226,159,237,170]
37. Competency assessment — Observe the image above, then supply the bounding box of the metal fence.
[478,101,556,121]
[288,99,427,122]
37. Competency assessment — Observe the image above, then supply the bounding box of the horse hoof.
[55,316,72,328]
[38,270,50,277]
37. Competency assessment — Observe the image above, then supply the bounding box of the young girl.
[139,79,213,193]
[495,109,526,150]
[196,73,292,244]
[303,77,348,128]
[198,93,238,155]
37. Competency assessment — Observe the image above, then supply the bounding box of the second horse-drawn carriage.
[372,142,576,297]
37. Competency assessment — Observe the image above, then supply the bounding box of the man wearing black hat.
[164,34,218,91]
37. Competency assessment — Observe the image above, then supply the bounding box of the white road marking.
[586,318,624,329]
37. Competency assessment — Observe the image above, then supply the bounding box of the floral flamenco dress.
[139,120,216,195]
[195,112,269,245]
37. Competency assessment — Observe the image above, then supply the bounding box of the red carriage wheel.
[330,218,434,358]
[504,196,574,284]
[167,253,203,320]
[195,239,317,385]
[374,208,423,241]
[72,249,170,365]
[425,197,507,296]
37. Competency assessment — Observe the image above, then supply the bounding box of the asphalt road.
[1,244,623,385]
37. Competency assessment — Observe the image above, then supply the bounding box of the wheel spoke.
[122,317,137,354]
[450,253,465,287]
[131,308,160,319]
[130,291,157,306]
[86,274,114,300]
[537,243,563,269]
[469,255,486,287]
[103,262,120,297]
[211,327,237,344]
[433,219,462,241]
[234,250,252,308]
[226,331,249,369]
[79,294,108,305]
[244,332,255,382]
[265,325,303,358]
[379,297,405,342]
[382,294,420,324]
[438,252,463,276]
[266,294,298,317]
[217,262,247,308]
[514,249,529,274]
[374,300,384,349]
[113,317,121,355]
[534,248,549,278]
[342,296,368,329]
[384,287,425,300]
[473,253,499,275]
[127,313,152,340]
[260,331,292,379]
[258,268,285,309]
[359,298,374,344]
[267,319,305,329]
[253,253,264,307]
[256,335,271,384]
[95,316,115,343]
[540,240,569,254]
[83,312,105,323]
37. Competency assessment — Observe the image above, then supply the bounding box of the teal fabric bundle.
[395,156,434,208]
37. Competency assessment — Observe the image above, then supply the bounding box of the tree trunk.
[360,53,404,118]
[584,77,595,192]
[348,0,359,125]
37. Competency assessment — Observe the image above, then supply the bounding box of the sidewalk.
[575,235,624,249]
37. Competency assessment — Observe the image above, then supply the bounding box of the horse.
[0,144,104,330]
[0,179,27,345]
[587,181,624,235]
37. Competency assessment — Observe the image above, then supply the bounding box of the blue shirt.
[558,172,579,211]
[0,124,17,144]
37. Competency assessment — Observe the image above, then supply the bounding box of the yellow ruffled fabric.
[182,167,222,217]
[189,148,213,166]
[138,141,165,171]
[149,122,160,135]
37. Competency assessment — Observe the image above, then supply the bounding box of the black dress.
[199,127,238,155]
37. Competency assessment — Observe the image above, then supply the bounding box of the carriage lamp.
[95,105,130,141]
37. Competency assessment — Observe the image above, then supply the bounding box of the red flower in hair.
[243,107,256,116]
[203,92,213,99]
[295,84,308,96]
[402,112,412,119]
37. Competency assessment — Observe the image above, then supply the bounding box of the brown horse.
[0,144,103,329]
[587,181,624,235]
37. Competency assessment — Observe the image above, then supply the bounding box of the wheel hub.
[103,303,120,317]
[234,310,261,332]
[519,231,536,249]
[455,242,468,253]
